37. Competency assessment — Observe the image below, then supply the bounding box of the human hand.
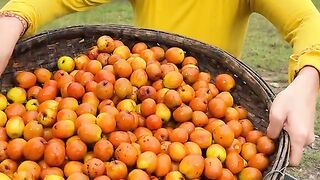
[267,66,319,166]
[0,16,25,75]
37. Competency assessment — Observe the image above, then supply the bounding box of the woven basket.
[3,25,289,179]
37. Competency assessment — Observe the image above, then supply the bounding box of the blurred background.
[0,0,319,178]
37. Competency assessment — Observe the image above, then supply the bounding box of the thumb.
[267,102,287,139]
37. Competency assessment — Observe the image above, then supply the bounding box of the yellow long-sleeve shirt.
[1,0,320,82]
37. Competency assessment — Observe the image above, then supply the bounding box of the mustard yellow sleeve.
[250,0,320,82]
[0,0,111,36]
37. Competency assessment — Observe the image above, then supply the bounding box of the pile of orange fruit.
[0,35,275,180]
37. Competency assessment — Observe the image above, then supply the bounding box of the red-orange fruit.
[225,151,245,174]
[153,128,169,142]
[132,42,148,54]
[151,46,165,61]
[248,153,269,171]
[208,98,227,118]
[241,142,257,161]
[85,60,102,75]
[15,71,37,89]
[96,112,116,134]
[52,120,75,139]
[204,118,225,133]
[138,86,157,101]
[0,128,8,141]
[53,70,67,81]
[105,160,128,179]
[165,47,185,64]
[34,68,52,84]
[227,139,242,154]
[44,139,65,167]
[23,137,46,161]
[204,157,223,179]
[76,103,97,116]
[227,120,243,138]
[215,74,236,92]
[67,82,85,99]
[189,97,207,112]
[94,70,116,84]
[82,158,105,178]
[66,139,87,161]
[5,103,26,119]
[6,138,26,161]
[114,59,133,78]
[213,124,234,148]
[217,168,236,180]
[140,49,156,62]
[256,136,275,155]
[169,128,188,143]
[239,167,262,180]
[87,46,99,60]
[134,127,153,139]
[173,105,193,123]
[37,86,57,103]
[93,139,114,161]
[192,111,209,127]
[27,86,42,99]
[128,169,150,180]
[77,123,101,144]
[246,130,263,144]
[163,90,182,109]
[216,92,234,107]
[0,141,7,162]
[179,154,204,179]
[115,111,138,131]
[179,122,195,135]
[182,56,198,66]
[0,159,18,177]
[189,128,212,148]
[64,161,84,178]
[95,80,114,100]
[97,35,115,53]
[115,142,138,166]
[108,131,131,148]
[145,114,162,130]
[224,107,240,122]
[140,98,156,117]
[155,153,172,177]
[138,135,161,154]
[235,106,248,119]
[239,119,254,137]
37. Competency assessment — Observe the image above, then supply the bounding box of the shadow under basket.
[3,25,289,179]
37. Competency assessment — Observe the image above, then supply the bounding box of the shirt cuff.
[0,9,34,37]
[289,44,320,83]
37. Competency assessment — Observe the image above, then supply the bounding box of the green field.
[1,0,320,179]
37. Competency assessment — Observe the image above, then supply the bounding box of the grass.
[242,14,290,76]
[1,0,320,178]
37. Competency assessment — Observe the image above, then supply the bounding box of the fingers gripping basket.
[2,25,289,179]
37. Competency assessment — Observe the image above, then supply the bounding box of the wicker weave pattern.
[4,25,289,179]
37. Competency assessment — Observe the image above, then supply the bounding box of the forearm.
[0,17,24,73]
[292,66,319,96]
